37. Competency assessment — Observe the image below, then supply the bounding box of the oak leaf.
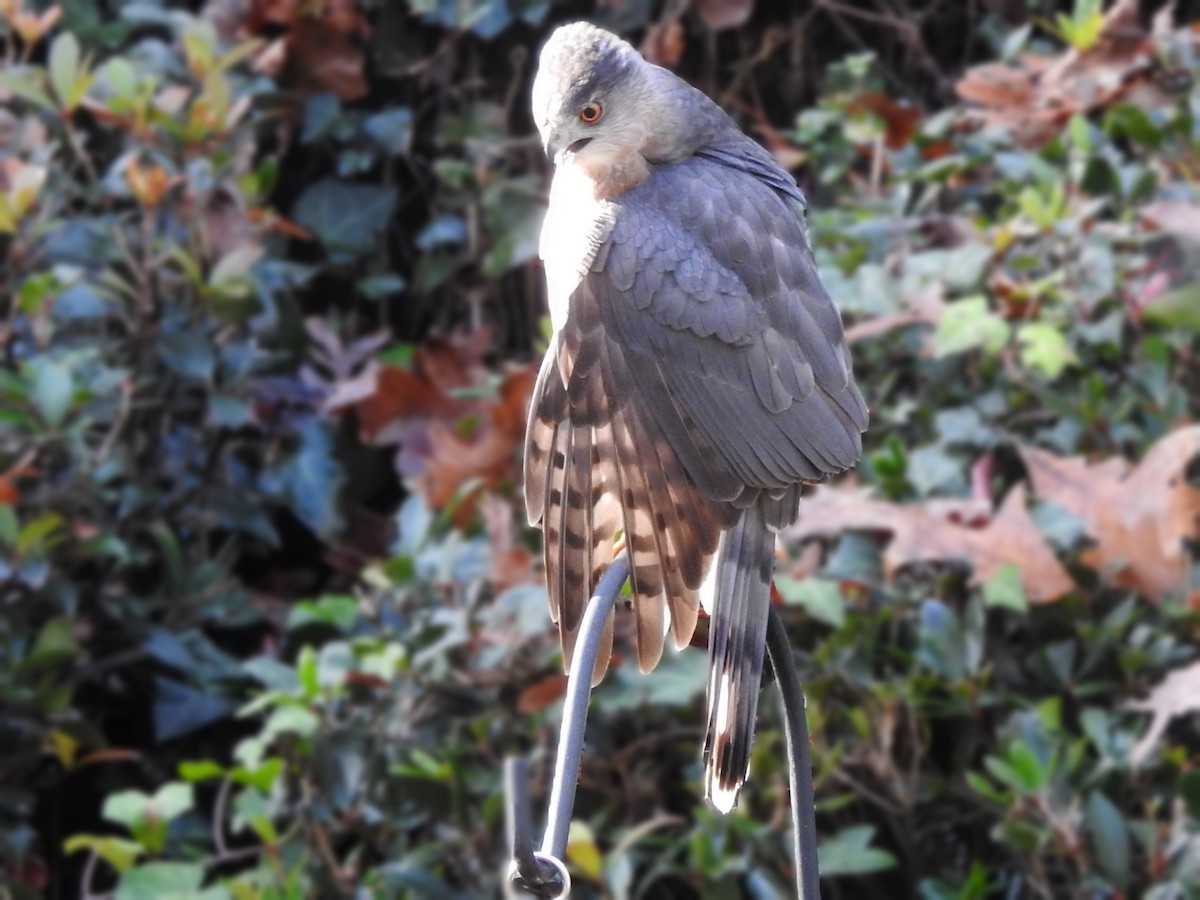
[783,484,1076,604]
[324,328,537,524]
[1019,427,1200,603]
[411,364,536,519]
[329,335,482,444]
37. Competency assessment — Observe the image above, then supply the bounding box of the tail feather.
[703,502,775,813]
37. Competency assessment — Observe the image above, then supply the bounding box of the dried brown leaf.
[518,674,568,714]
[849,91,923,150]
[1140,200,1200,245]
[955,62,1035,109]
[844,312,929,345]
[641,18,685,67]
[844,285,945,346]
[283,17,367,100]
[352,364,455,442]
[409,363,537,523]
[1128,660,1200,766]
[1019,427,1200,603]
[953,0,1183,146]
[784,484,1076,603]
[696,0,754,31]
[481,493,538,591]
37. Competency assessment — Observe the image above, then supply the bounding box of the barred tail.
[702,500,776,813]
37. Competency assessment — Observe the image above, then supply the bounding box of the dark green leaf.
[982,563,1028,612]
[775,576,846,627]
[288,595,359,632]
[158,332,215,383]
[1085,790,1130,890]
[302,93,341,144]
[114,862,216,900]
[153,677,233,742]
[20,616,79,671]
[415,214,467,251]
[817,825,897,876]
[364,108,414,155]
[292,179,398,263]
[261,419,344,537]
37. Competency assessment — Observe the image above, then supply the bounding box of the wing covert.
[581,156,867,499]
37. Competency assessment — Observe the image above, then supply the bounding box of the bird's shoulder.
[600,153,810,309]
[615,149,804,249]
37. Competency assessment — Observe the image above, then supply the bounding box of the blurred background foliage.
[1,0,1199,897]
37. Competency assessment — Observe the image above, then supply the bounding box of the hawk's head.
[532,23,665,171]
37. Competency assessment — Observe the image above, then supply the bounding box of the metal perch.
[505,549,821,898]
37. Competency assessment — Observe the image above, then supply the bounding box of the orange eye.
[579,102,603,124]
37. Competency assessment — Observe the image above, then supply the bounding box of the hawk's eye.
[579,102,603,124]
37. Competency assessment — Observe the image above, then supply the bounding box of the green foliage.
[1051,0,1106,52]
[2,1,1199,898]
[71,494,559,897]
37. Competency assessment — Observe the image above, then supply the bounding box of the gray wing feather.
[588,156,867,499]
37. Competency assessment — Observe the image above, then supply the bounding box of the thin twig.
[79,848,107,900]
[212,776,233,857]
[62,121,99,185]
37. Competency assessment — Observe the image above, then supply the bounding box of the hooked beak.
[543,134,593,165]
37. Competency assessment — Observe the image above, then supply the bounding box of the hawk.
[524,22,867,812]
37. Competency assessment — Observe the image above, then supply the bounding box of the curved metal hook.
[505,550,822,899]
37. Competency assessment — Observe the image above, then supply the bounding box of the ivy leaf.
[233,788,278,844]
[288,595,359,632]
[364,107,414,155]
[115,862,223,900]
[63,835,144,874]
[158,332,215,383]
[177,760,225,782]
[415,214,467,251]
[1018,322,1077,379]
[154,677,233,742]
[292,179,398,264]
[262,419,344,537]
[103,784,193,854]
[817,825,897,876]
[604,648,707,711]
[775,576,846,628]
[982,563,1028,612]
[935,296,1010,357]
